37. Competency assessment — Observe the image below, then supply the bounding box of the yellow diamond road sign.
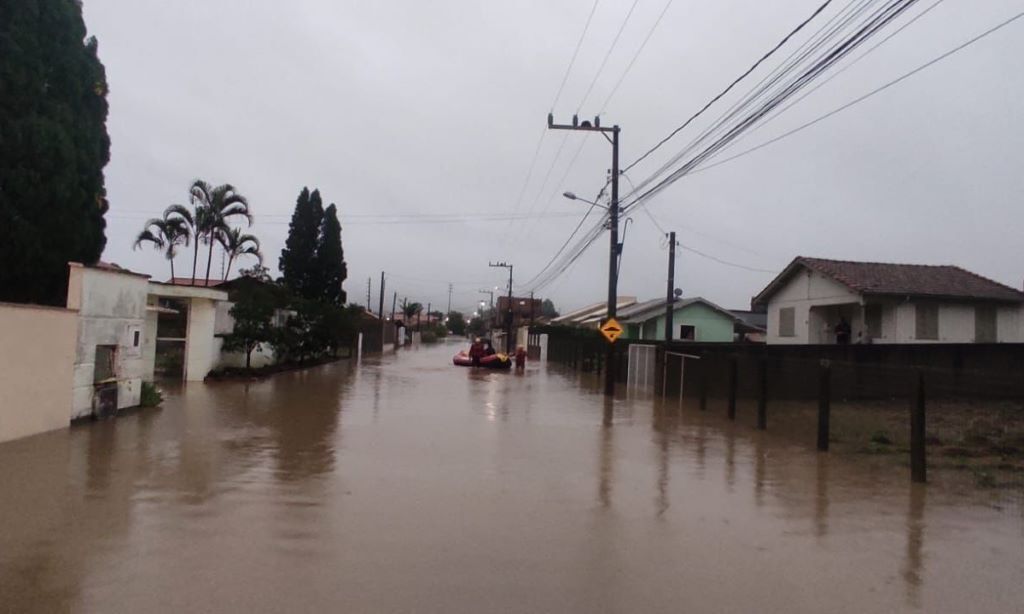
[600,317,623,343]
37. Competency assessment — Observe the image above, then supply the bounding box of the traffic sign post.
[600,318,623,343]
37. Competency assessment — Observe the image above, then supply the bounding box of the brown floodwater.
[1,341,1021,613]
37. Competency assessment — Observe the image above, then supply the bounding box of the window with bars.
[778,307,795,337]
[864,304,882,338]
[915,304,939,340]
[974,305,997,342]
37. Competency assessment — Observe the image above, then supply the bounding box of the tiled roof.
[168,277,225,287]
[755,257,1024,304]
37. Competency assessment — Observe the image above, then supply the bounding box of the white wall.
[142,307,158,382]
[67,265,148,419]
[0,303,78,443]
[890,302,1024,343]
[185,298,220,381]
[766,269,861,344]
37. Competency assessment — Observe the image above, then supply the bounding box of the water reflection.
[0,344,1019,613]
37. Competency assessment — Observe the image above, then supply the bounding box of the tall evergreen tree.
[0,0,110,305]
[316,204,347,305]
[279,187,323,299]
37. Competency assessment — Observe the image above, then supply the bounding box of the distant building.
[495,295,543,327]
[753,257,1024,344]
[550,297,638,328]
[618,297,761,342]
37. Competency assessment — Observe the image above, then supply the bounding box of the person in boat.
[469,338,484,367]
[484,340,496,356]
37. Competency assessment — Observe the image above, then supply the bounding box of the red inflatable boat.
[453,351,512,369]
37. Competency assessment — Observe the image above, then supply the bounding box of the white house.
[66,262,149,419]
[753,257,1024,345]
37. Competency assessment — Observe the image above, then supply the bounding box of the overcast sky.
[83,0,1024,314]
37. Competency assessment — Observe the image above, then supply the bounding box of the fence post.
[817,359,831,451]
[699,361,708,411]
[910,370,927,483]
[727,357,737,420]
[757,358,767,430]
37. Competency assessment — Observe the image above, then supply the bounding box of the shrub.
[141,382,163,407]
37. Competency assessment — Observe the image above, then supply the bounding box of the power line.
[687,8,1024,176]
[621,0,923,211]
[551,0,602,111]
[623,0,836,173]
[577,0,642,113]
[599,0,676,112]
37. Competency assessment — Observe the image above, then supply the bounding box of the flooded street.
[1,341,1021,613]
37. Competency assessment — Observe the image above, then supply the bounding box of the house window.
[974,305,997,343]
[915,304,939,340]
[778,307,795,337]
[864,304,882,338]
[94,345,117,382]
[679,325,695,340]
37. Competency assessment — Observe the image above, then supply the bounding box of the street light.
[563,192,608,209]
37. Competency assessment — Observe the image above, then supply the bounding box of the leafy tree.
[133,212,190,279]
[402,302,422,319]
[218,227,261,280]
[541,298,559,318]
[238,264,272,282]
[0,0,110,305]
[468,316,488,338]
[189,180,251,286]
[279,187,323,299]
[221,283,276,370]
[447,311,467,336]
[315,203,347,305]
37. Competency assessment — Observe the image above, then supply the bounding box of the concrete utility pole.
[391,291,398,348]
[447,283,453,315]
[549,113,621,396]
[426,303,431,330]
[366,277,372,310]
[489,261,514,353]
[665,231,676,343]
[378,272,386,351]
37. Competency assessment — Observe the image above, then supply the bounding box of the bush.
[141,382,163,407]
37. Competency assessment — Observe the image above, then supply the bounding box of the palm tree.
[189,179,251,286]
[218,227,262,280]
[133,211,191,280]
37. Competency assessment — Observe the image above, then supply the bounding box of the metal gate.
[627,344,657,391]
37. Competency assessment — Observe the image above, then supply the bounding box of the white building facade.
[754,257,1024,345]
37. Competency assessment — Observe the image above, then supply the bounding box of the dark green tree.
[315,203,347,305]
[446,311,467,336]
[0,0,110,305]
[221,283,276,370]
[279,187,323,299]
[541,299,559,318]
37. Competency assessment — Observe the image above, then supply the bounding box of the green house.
[619,297,753,342]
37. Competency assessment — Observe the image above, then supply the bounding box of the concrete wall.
[142,307,159,382]
[0,303,78,443]
[67,264,148,419]
[185,298,220,381]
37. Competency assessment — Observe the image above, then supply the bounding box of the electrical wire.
[680,8,1024,177]
[551,0,602,112]
[623,0,836,174]
[577,0,642,113]
[598,0,677,112]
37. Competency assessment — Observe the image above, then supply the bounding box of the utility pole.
[378,272,386,351]
[489,261,514,353]
[366,277,372,310]
[391,291,398,349]
[426,303,431,330]
[529,291,535,325]
[447,283,453,315]
[549,113,621,396]
[665,231,676,343]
